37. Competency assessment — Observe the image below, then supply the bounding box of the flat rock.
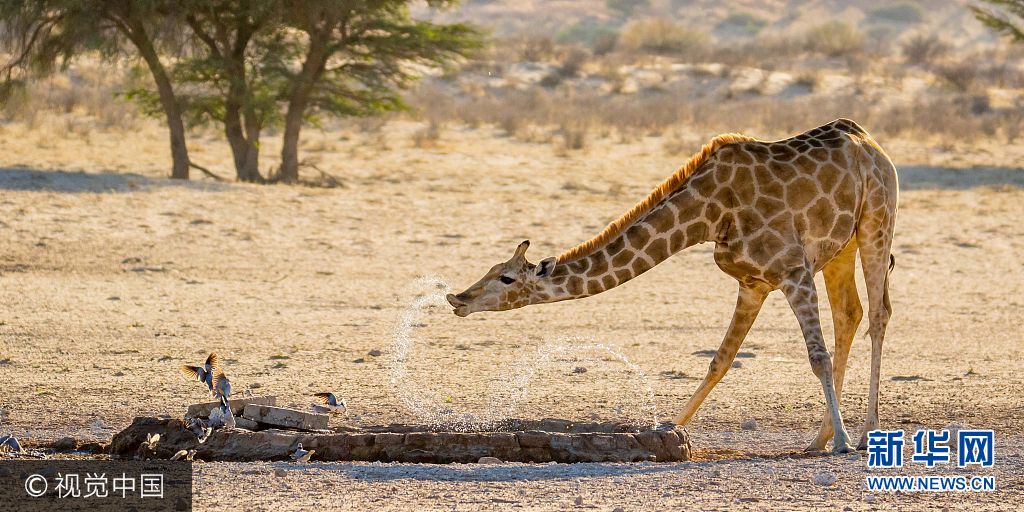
[234,416,260,431]
[108,417,692,463]
[242,404,328,431]
[187,396,276,419]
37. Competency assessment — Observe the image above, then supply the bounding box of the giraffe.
[446,118,897,454]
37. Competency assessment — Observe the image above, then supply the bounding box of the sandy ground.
[0,120,1022,510]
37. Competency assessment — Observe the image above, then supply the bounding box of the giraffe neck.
[537,185,715,305]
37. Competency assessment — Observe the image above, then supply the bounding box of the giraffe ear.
[536,257,556,277]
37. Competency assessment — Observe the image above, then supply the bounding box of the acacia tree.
[275,0,481,183]
[0,0,193,180]
[971,1,1024,42]
[174,0,282,182]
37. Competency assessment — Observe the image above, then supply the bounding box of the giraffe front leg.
[781,268,855,454]
[673,284,768,426]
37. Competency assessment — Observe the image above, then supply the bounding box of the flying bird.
[182,353,219,395]
[214,372,232,406]
[290,443,314,463]
[311,393,347,415]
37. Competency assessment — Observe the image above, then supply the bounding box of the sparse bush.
[935,61,978,92]
[618,18,707,55]
[412,121,442,148]
[867,2,924,25]
[606,0,648,17]
[558,121,589,151]
[556,21,619,54]
[805,21,865,58]
[557,47,590,78]
[517,34,557,61]
[717,12,768,37]
[902,34,951,65]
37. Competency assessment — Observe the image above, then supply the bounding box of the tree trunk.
[278,95,306,183]
[224,103,261,183]
[279,30,330,184]
[123,18,190,180]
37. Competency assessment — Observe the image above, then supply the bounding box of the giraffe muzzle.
[446,293,471,317]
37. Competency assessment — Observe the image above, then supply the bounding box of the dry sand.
[0,120,1022,510]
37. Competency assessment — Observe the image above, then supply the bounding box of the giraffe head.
[446,240,558,317]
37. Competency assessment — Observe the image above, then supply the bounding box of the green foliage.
[867,2,924,25]
[0,2,117,102]
[971,0,1024,43]
[276,1,483,123]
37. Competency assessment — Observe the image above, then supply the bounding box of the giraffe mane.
[556,133,756,263]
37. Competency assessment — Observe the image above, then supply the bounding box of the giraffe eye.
[499,275,515,285]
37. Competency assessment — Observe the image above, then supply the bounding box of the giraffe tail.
[883,254,894,315]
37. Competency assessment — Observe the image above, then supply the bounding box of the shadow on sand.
[0,167,232,193]
[3,164,1019,195]
[300,449,839,482]
[898,165,1024,191]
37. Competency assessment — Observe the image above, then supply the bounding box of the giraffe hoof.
[832,443,855,454]
[804,443,827,453]
[655,421,677,432]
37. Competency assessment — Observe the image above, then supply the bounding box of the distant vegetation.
[0,0,481,183]
[2,1,1023,175]
[866,2,925,25]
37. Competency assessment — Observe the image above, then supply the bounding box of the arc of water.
[389,277,659,431]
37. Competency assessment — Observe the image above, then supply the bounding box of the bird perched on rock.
[186,418,212,443]
[207,403,236,430]
[182,353,218,396]
[0,434,22,453]
[136,433,160,460]
[220,403,236,430]
[312,393,347,415]
[290,443,314,463]
[170,449,196,461]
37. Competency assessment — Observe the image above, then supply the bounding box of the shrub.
[935,61,978,92]
[902,34,951,66]
[618,18,707,55]
[717,12,768,37]
[805,21,865,58]
[606,0,648,17]
[867,2,924,25]
[556,20,620,53]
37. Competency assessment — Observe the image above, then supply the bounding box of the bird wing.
[182,365,203,381]
[206,352,219,372]
[313,393,334,405]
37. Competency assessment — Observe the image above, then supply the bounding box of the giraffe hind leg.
[806,242,862,451]
[854,198,896,448]
[781,266,854,454]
